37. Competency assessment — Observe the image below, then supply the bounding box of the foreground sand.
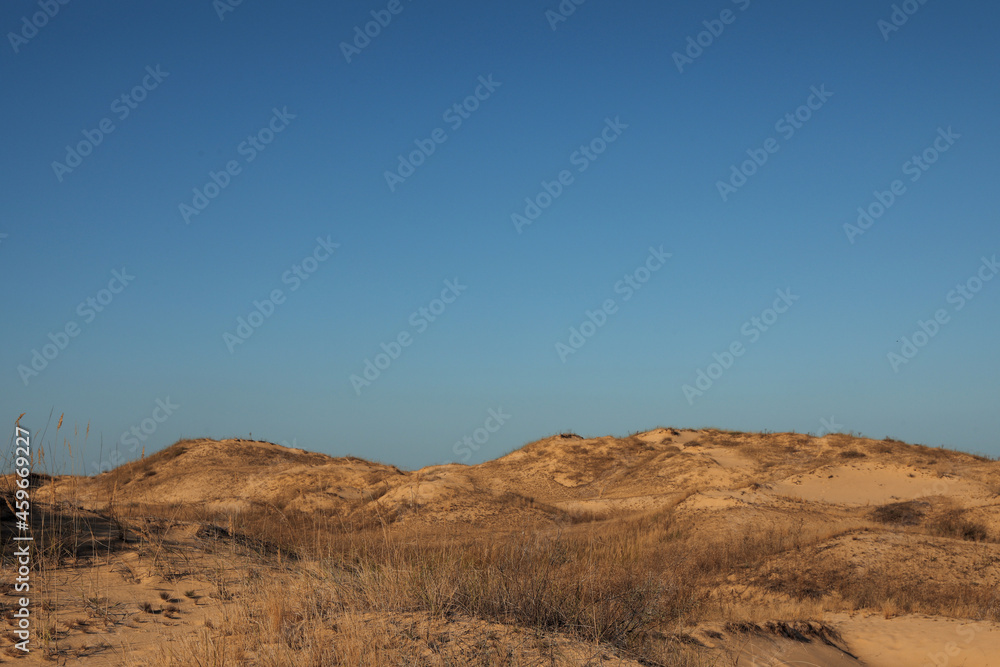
[2,427,999,664]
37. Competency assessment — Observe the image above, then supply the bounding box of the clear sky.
[3,0,998,472]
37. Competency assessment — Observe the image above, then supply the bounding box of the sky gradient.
[3,0,999,472]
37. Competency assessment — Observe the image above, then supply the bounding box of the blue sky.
[3,0,998,471]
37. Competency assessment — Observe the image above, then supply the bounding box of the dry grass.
[869,500,928,526]
[134,516,715,665]
[929,508,991,542]
[762,563,1000,621]
[127,506,888,664]
[6,424,1000,664]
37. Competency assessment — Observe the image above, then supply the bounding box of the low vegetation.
[3,425,999,664]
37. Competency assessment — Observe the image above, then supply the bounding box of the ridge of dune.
[52,428,999,528]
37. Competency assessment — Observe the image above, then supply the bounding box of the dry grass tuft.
[930,508,990,542]
[870,500,928,526]
[839,449,866,459]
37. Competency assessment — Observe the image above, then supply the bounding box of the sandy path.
[832,613,1000,667]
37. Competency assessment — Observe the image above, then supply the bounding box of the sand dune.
[4,427,999,664]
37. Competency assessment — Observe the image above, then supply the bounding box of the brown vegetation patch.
[870,501,929,526]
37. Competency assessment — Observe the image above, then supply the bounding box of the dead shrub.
[839,449,866,459]
[869,501,928,526]
[930,509,990,542]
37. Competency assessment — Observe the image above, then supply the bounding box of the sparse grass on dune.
[144,524,710,665]
[130,507,875,664]
[6,425,1000,664]
[760,560,1000,622]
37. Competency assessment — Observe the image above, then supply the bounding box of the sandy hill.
[64,428,999,530]
[5,427,1000,665]
[59,437,405,513]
